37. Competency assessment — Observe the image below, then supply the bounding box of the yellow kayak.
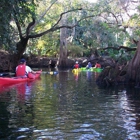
[72,69,81,73]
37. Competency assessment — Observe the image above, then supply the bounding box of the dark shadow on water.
[1,69,140,139]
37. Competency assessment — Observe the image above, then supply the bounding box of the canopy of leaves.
[0,0,140,58]
[0,0,37,51]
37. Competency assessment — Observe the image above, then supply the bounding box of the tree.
[95,0,140,86]
[1,0,140,75]
[127,40,140,84]
[0,0,86,67]
[0,0,108,68]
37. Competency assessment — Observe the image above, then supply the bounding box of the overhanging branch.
[101,46,136,52]
[26,18,35,36]
[28,12,102,39]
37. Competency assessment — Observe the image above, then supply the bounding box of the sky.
[86,0,98,3]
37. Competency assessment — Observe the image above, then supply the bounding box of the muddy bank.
[0,50,116,71]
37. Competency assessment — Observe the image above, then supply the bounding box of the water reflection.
[86,71,93,81]
[94,72,100,80]
[16,82,32,102]
[72,69,80,81]
[0,70,140,139]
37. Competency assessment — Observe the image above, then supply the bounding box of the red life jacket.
[95,63,101,68]
[16,64,26,76]
[74,64,79,69]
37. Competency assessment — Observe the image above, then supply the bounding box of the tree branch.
[13,7,23,39]
[51,8,82,29]
[28,11,102,39]
[30,0,58,31]
[28,15,101,38]
[26,18,35,36]
[102,46,136,52]
[28,25,74,38]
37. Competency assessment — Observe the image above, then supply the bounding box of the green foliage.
[67,44,84,57]
[0,0,139,60]
[0,0,37,51]
[74,19,118,51]
[103,47,134,64]
[26,31,59,57]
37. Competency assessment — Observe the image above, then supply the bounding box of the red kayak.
[0,70,42,86]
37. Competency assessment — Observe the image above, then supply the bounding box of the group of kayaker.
[73,61,101,69]
[16,58,36,77]
[16,58,101,77]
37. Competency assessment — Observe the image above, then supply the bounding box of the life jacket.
[74,64,79,69]
[16,64,26,76]
[87,63,92,68]
[95,63,101,68]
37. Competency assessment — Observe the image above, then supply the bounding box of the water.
[0,69,140,140]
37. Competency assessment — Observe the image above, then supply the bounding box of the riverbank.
[0,50,128,88]
[0,50,116,71]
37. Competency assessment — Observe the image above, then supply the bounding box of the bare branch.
[108,11,119,24]
[28,13,102,39]
[28,7,83,38]
[30,0,58,31]
[26,18,35,36]
[52,8,82,28]
[102,46,136,52]
[132,39,139,45]
[38,0,58,22]
[13,6,23,39]
[28,25,73,38]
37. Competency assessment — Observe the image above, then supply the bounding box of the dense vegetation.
[0,0,138,58]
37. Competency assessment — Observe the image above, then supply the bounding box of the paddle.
[0,72,15,77]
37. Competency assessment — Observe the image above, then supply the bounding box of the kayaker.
[73,61,80,69]
[95,62,101,68]
[86,62,92,69]
[16,58,36,77]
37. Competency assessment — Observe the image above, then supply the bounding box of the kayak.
[80,67,93,71]
[47,71,58,75]
[80,67,103,72]
[0,70,42,86]
[72,68,81,73]
[94,68,103,72]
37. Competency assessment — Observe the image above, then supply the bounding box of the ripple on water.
[1,71,140,140]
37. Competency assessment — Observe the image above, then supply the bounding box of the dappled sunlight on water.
[0,69,140,139]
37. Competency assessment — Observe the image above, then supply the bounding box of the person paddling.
[73,61,80,69]
[95,62,101,68]
[86,62,92,69]
[16,59,36,77]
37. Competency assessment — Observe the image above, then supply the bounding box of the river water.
[0,69,140,140]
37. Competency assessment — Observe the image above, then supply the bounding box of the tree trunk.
[57,14,68,68]
[58,27,68,68]
[8,37,29,70]
[127,40,140,83]
[15,37,29,62]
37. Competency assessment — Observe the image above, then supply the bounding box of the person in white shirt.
[16,58,36,77]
